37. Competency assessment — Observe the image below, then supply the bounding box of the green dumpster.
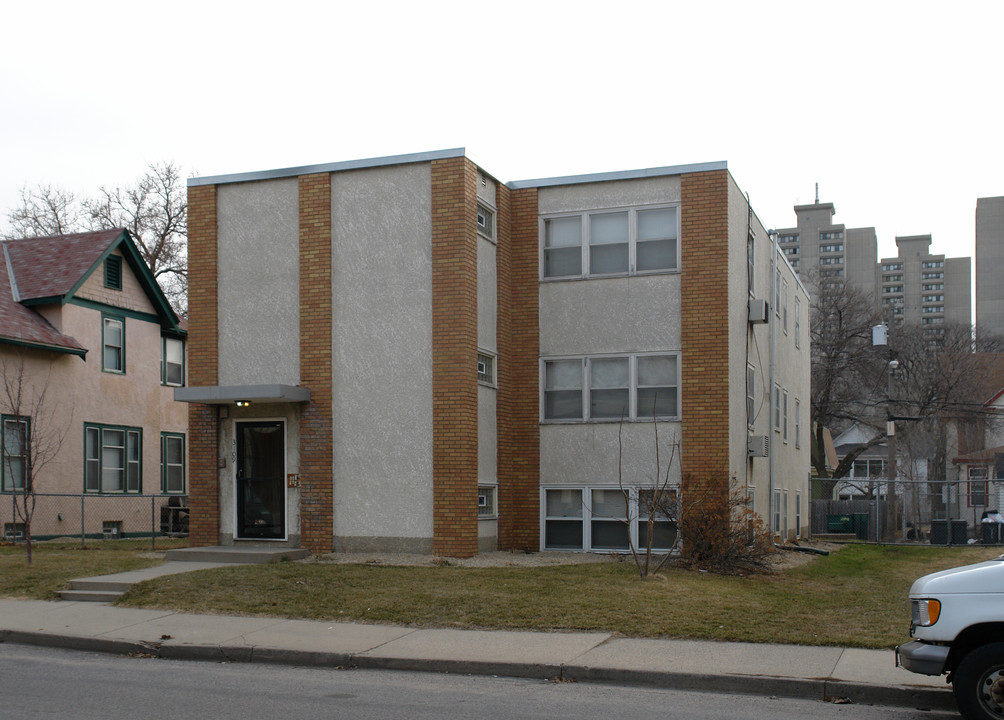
[827,514,853,533]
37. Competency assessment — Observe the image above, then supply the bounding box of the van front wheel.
[954,643,1004,720]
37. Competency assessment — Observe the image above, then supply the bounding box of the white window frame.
[782,279,789,334]
[794,296,801,348]
[782,389,789,443]
[796,490,802,538]
[773,384,781,432]
[541,353,681,422]
[476,202,496,243]
[746,365,755,429]
[478,485,497,519]
[102,314,125,374]
[162,337,185,387]
[795,398,801,449]
[541,485,679,553]
[2,415,28,492]
[477,351,497,387]
[539,204,680,280]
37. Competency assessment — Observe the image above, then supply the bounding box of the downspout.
[768,229,778,538]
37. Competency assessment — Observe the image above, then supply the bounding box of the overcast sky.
[2,1,1001,265]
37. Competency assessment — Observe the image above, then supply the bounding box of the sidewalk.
[0,595,953,711]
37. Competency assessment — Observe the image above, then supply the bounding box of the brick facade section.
[430,157,480,557]
[298,173,334,554]
[680,170,731,508]
[498,187,541,550]
[186,184,220,546]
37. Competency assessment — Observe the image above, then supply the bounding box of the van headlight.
[911,598,941,627]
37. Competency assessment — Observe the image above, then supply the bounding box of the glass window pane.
[639,519,678,550]
[637,387,677,417]
[591,358,629,388]
[166,437,183,464]
[545,216,582,248]
[589,243,629,274]
[544,247,581,277]
[104,319,122,345]
[546,520,583,549]
[546,489,582,518]
[545,360,583,419]
[592,489,627,518]
[547,360,582,390]
[590,213,628,244]
[637,238,676,271]
[591,520,630,549]
[167,466,183,493]
[637,208,677,241]
[638,356,676,386]
[591,389,629,419]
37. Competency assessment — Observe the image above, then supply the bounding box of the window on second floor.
[162,337,184,386]
[102,315,125,373]
[542,353,679,422]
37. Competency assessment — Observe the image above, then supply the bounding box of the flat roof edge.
[175,384,311,404]
[506,161,728,190]
[188,148,467,188]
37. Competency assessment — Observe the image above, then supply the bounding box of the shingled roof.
[1,228,180,357]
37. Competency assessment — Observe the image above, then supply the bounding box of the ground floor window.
[85,423,141,493]
[161,433,185,494]
[969,466,989,507]
[2,415,29,491]
[478,485,497,518]
[542,486,678,552]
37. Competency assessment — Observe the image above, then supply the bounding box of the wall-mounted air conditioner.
[748,434,770,457]
[748,299,769,324]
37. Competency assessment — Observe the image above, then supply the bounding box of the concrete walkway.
[0,571,954,712]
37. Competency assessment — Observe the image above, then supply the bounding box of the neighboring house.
[832,423,889,501]
[0,229,187,539]
[179,148,810,557]
[953,386,1004,528]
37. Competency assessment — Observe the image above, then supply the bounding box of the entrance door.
[236,421,285,540]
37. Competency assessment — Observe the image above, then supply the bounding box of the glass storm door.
[236,421,285,540]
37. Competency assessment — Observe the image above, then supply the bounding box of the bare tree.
[1,351,69,565]
[3,185,82,239]
[615,418,680,578]
[808,275,885,490]
[85,162,188,313]
[2,162,189,315]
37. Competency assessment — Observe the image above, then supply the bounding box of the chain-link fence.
[810,475,1004,545]
[1,492,188,550]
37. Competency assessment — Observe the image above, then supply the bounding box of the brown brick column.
[298,173,334,554]
[430,157,479,557]
[186,184,220,546]
[498,186,540,550]
[680,170,731,509]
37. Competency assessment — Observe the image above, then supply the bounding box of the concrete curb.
[0,629,955,711]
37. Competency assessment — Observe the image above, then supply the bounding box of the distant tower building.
[976,196,1004,343]
[774,199,877,298]
[778,196,972,333]
[878,235,970,329]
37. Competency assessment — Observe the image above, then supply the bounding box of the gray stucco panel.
[330,163,434,543]
[217,178,300,386]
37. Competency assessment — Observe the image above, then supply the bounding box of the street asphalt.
[0,561,955,712]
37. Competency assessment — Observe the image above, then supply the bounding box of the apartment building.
[775,201,877,298]
[878,235,971,329]
[977,196,1004,343]
[777,200,971,330]
[179,149,809,557]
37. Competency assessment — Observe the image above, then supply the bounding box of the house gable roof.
[1,229,182,356]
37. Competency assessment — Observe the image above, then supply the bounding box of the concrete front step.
[165,546,310,564]
[59,588,125,603]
